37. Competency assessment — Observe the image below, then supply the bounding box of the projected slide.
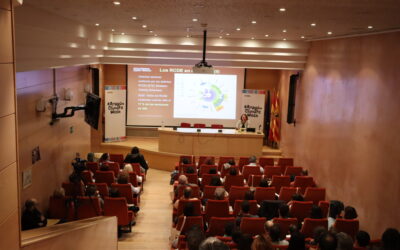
[174,74,237,119]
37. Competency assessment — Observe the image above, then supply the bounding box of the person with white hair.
[123,163,143,183]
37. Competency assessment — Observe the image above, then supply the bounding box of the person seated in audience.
[87,152,95,162]
[269,223,289,246]
[318,232,338,250]
[243,190,255,201]
[259,178,269,187]
[199,237,229,250]
[209,168,218,174]
[21,198,47,231]
[354,230,370,249]
[287,231,306,250]
[53,187,65,198]
[186,225,205,250]
[117,172,141,195]
[287,193,304,208]
[223,221,235,237]
[247,155,264,174]
[204,157,215,165]
[174,186,198,210]
[223,159,236,171]
[180,157,192,165]
[214,187,228,200]
[124,146,148,172]
[122,163,143,183]
[336,232,353,250]
[328,200,344,229]
[343,206,358,220]
[235,200,258,226]
[85,184,104,207]
[109,187,139,213]
[222,167,239,184]
[210,175,223,186]
[251,234,274,250]
[381,228,400,250]
[308,226,328,249]
[99,152,113,165]
[68,166,85,197]
[185,166,196,174]
[237,233,254,250]
[310,205,324,219]
[278,203,290,218]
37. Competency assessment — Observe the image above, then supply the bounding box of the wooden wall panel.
[0,163,18,223]
[0,64,15,117]
[0,8,13,62]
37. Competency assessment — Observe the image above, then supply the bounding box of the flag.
[269,90,280,143]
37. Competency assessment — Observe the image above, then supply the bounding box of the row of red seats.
[180,123,223,128]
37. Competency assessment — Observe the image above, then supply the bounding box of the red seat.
[183,173,198,184]
[221,165,240,177]
[193,123,206,128]
[176,216,204,235]
[254,187,276,204]
[198,156,215,166]
[290,201,313,222]
[211,124,223,129]
[128,172,140,187]
[247,174,263,187]
[62,182,84,196]
[179,155,196,165]
[271,175,291,193]
[91,183,109,197]
[204,199,230,223]
[180,122,191,128]
[179,164,197,174]
[94,171,115,186]
[273,217,298,239]
[228,186,250,206]
[175,185,201,201]
[111,183,137,205]
[218,156,235,171]
[264,166,283,178]
[199,164,218,176]
[206,217,235,236]
[48,196,74,220]
[292,176,315,194]
[174,199,202,219]
[240,217,267,236]
[333,219,359,240]
[277,158,294,173]
[131,163,146,181]
[232,200,258,216]
[300,218,328,238]
[201,174,220,187]
[318,200,329,218]
[284,166,303,176]
[224,175,245,191]
[109,154,124,168]
[242,165,262,180]
[304,187,326,205]
[238,157,250,170]
[76,196,102,219]
[202,185,221,201]
[104,197,134,231]
[81,170,93,184]
[103,162,120,177]
[86,162,99,173]
[278,187,298,203]
[259,157,275,167]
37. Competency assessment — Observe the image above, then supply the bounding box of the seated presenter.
[236,113,250,129]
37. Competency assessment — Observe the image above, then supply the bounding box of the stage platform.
[99,136,282,171]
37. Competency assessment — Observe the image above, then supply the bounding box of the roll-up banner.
[242,89,266,131]
[104,85,127,142]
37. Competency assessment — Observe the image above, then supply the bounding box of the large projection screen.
[127,65,245,127]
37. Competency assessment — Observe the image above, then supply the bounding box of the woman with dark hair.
[344,206,358,219]
[210,175,222,186]
[310,205,323,219]
[124,146,149,172]
[287,232,306,250]
[98,153,113,171]
[236,113,250,129]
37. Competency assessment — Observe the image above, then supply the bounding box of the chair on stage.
[193,123,206,128]
[211,124,223,129]
[180,122,191,128]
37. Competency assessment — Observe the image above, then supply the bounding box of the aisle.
[118,169,172,249]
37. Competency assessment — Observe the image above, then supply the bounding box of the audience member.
[122,163,143,183]
[259,178,269,187]
[381,228,400,250]
[251,234,274,250]
[243,190,254,201]
[214,187,227,200]
[53,187,65,198]
[21,198,47,231]
[223,221,235,237]
[344,206,358,220]
[336,232,354,250]
[185,166,196,174]
[355,230,370,248]
[117,172,141,194]
[199,237,229,250]
[248,155,264,174]
[309,226,328,248]
[269,224,289,245]
[223,159,236,171]
[236,200,258,226]
[186,225,205,250]
[210,176,222,186]
[287,231,306,250]
[310,205,324,219]
[319,232,338,250]
[209,168,218,174]
[237,233,253,250]
[87,152,95,162]
[181,157,192,165]
[109,187,139,213]
[124,146,149,172]
[174,186,198,210]
[278,203,290,218]
[328,200,344,229]
[85,184,104,207]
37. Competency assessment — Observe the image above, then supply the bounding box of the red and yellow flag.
[269,90,280,143]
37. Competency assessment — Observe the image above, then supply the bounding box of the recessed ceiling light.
[142,24,147,28]
[368,25,373,29]
[132,16,137,20]
[283,38,287,41]
[282,29,287,33]
[279,8,286,12]
[149,30,153,33]
[111,29,115,32]
[186,34,190,38]
[219,36,222,39]
[327,31,333,35]
[226,33,230,36]
[154,34,158,36]
[192,18,198,22]
[264,34,269,37]
[121,32,125,35]
[251,20,257,24]
[251,37,255,40]
[95,23,99,26]
[310,23,316,27]
[301,36,305,39]
[236,27,241,31]
[113,1,120,5]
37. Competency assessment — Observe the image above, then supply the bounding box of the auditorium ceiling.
[24,0,400,41]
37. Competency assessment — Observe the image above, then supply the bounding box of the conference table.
[158,127,264,156]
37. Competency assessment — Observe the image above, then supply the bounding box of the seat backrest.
[218,156,235,169]
[277,158,294,166]
[92,183,109,197]
[111,183,134,204]
[334,219,360,240]
[293,176,315,194]
[109,154,124,167]
[272,217,298,239]
[81,170,93,184]
[300,218,328,238]
[199,164,218,176]
[254,187,276,204]
[224,175,244,191]
[238,157,250,169]
[176,199,202,217]
[128,172,139,187]
[264,166,282,178]
[178,216,204,235]
[103,162,120,176]
[284,166,303,176]
[201,173,220,187]
[179,164,197,174]
[176,185,201,200]
[233,200,259,216]
[304,187,326,205]
[48,196,74,220]
[290,201,313,222]
[278,187,298,203]
[247,174,263,187]
[104,197,131,226]
[207,217,235,236]
[205,200,230,222]
[270,175,291,193]
[86,162,99,173]
[94,171,115,186]
[130,163,142,175]
[240,217,267,236]
[193,123,206,128]
[179,155,195,165]
[211,124,223,129]
[181,122,191,127]
[318,200,329,218]
[228,186,250,206]
[76,196,102,219]
[202,185,221,201]
[62,182,84,196]
[221,165,240,177]
[198,156,215,166]
[184,173,198,184]
[259,157,275,167]
[242,165,262,180]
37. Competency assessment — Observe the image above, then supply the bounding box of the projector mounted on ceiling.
[193,29,214,74]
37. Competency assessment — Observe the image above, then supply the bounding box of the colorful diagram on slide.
[200,83,226,112]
